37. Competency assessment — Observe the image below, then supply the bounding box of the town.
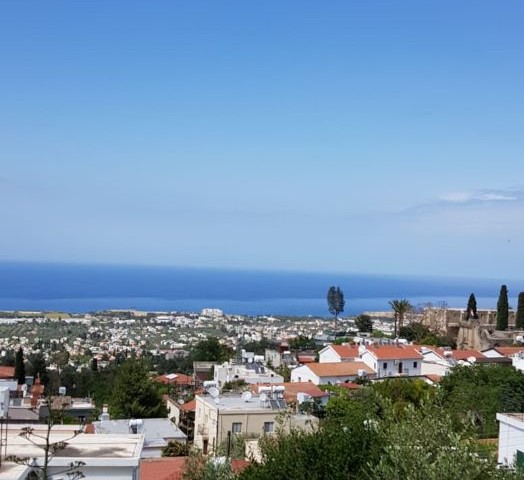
[0,292,522,479]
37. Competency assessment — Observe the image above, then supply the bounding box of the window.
[263,422,274,434]
[232,422,242,434]
[413,361,418,369]
[383,362,387,370]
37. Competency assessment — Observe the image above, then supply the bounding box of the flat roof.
[4,432,143,467]
[198,394,283,413]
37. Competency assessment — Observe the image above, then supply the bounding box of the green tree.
[368,402,516,480]
[355,314,372,333]
[497,285,509,330]
[192,338,231,363]
[466,293,478,320]
[14,347,25,385]
[110,359,167,419]
[516,292,524,330]
[91,357,98,372]
[27,352,49,386]
[389,299,412,338]
[440,364,524,437]
[327,286,345,337]
[162,440,189,457]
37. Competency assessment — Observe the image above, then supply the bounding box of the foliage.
[440,364,524,437]
[367,401,517,480]
[516,292,524,330]
[399,322,453,347]
[192,337,232,363]
[327,286,345,318]
[110,359,167,419]
[389,299,412,338]
[183,450,236,480]
[241,338,276,355]
[467,293,478,320]
[288,335,316,351]
[497,285,509,330]
[222,379,249,393]
[161,440,189,457]
[216,433,247,459]
[15,346,25,385]
[27,352,49,385]
[355,314,372,333]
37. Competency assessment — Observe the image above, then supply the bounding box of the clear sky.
[1,1,524,278]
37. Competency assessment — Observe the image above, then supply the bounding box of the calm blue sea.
[0,262,521,316]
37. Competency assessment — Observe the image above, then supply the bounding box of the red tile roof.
[297,355,316,364]
[365,345,423,360]
[155,373,194,386]
[495,346,524,356]
[328,345,360,359]
[180,399,196,412]
[140,458,186,480]
[0,366,15,379]
[140,457,249,480]
[446,349,485,361]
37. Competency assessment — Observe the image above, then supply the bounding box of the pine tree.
[496,285,509,330]
[14,347,25,385]
[466,293,478,320]
[516,292,524,330]
[327,286,345,337]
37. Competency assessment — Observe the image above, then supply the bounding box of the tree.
[15,347,25,385]
[28,352,49,386]
[516,292,524,330]
[466,293,478,320]
[191,338,231,363]
[355,314,373,333]
[327,286,345,337]
[110,359,167,419]
[389,299,412,338]
[91,357,98,372]
[440,364,524,437]
[162,440,189,457]
[368,402,515,480]
[497,285,509,330]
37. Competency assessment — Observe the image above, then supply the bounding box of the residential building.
[318,344,360,363]
[194,392,292,454]
[213,362,284,390]
[290,362,375,385]
[94,417,186,458]
[497,413,524,469]
[360,345,422,378]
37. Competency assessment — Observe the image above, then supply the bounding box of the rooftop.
[365,345,423,360]
[198,393,286,412]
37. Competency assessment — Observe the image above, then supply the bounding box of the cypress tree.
[466,293,478,320]
[516,292,524,329]
[496,285,509,330]
[14,347,25,385]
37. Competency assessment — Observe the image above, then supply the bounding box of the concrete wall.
[361,352,421,378]
[318,348,340,363]
[497,414,524,468]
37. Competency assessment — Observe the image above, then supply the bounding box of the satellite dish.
[259,393,267,402]
[242,391,252,402]
[208,387,219,398]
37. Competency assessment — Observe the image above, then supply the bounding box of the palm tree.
[389,299,412,338]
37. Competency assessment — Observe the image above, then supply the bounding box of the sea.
[0,262,521,317]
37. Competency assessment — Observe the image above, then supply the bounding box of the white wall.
[318,347,340,363]
[361,352,421,378]
[497,414,524,467]
[48,465,138,480]
[290,365,319,384]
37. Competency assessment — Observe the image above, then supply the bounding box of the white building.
[290,362,375,385]
[360,345,422,378]
[214,363,284,390]
[483,347,524,373]
[497,413,524,469]
[318,344,360,363]
[0,430,143,480]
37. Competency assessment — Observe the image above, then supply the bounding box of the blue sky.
[1,1,524,278]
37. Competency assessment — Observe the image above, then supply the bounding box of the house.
[1,429,144,479]
[483,346,524,372]
[360,345,422,378]
[213,363,284,390]
[290,362,375,385]
[249,382,329,406]
[155,372,194,388]
[93,417,187,458]
[497,413,524,469]
[168,397,196,442]
[194,390,315,454]
[318,344,360,363]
